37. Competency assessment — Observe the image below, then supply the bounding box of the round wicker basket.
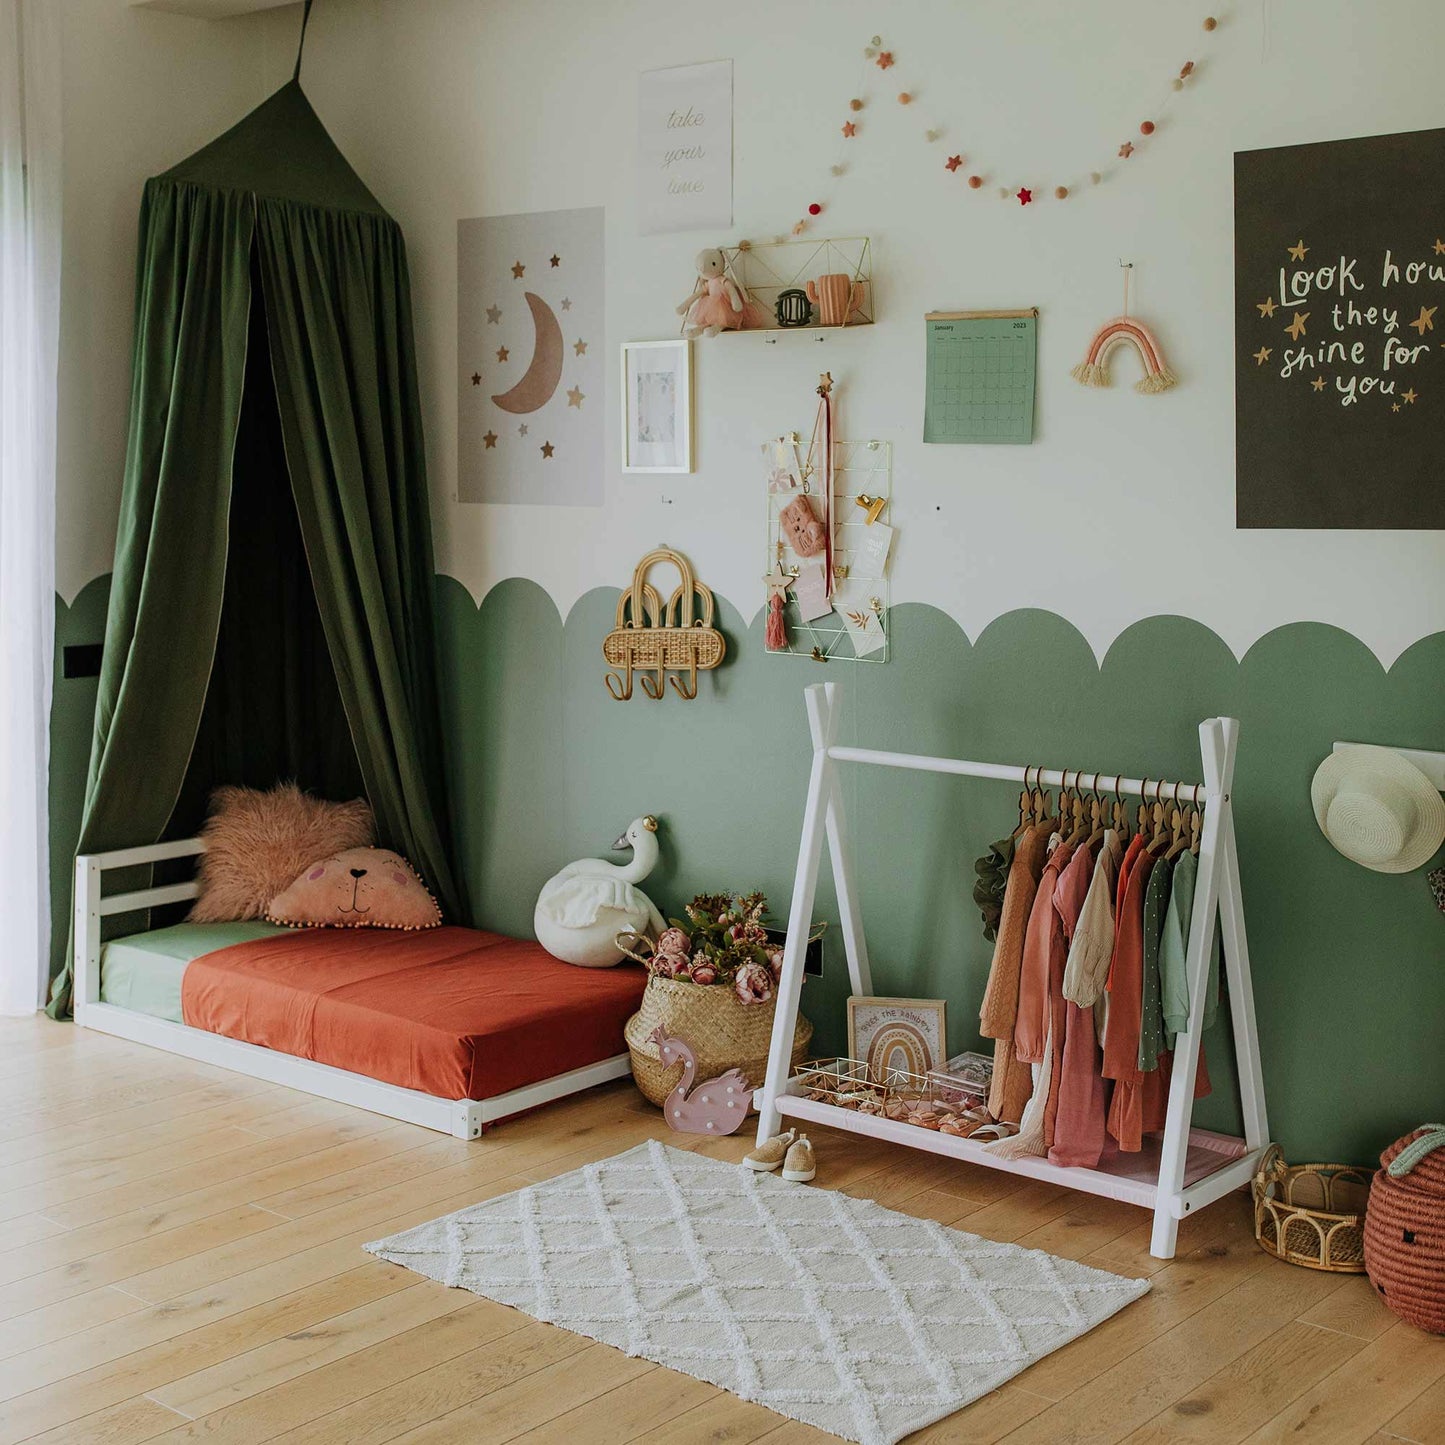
[1364,1125,1445,1334]
[1252,1144,1369,1272]
[624,975,813,1108]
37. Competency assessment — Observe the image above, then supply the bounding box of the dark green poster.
[1235,126,1445,529]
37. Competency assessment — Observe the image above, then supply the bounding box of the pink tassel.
[765,593,787,651]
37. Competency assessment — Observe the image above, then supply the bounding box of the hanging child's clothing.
[1159,849,1221,1046]
[1138,855,1175,1072]
[979,821,1058,1124]
[989,838,1092,1159]
[1042,841,1094,1151]
[1102,842,1157,1151]
[1014,839,1075,1065]
[1061,830,1123,1008]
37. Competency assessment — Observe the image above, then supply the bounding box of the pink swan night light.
[648,1024,753,1136]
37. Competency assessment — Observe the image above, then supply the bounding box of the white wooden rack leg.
[755,682,1271,1260]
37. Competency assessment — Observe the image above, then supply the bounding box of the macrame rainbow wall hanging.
[1071,316,1177,394]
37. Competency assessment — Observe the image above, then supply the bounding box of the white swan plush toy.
[533,816,666,968]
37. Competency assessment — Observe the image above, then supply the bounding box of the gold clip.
[855,494,887,525]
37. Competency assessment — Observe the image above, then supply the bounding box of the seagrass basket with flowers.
[619,892,812,1108]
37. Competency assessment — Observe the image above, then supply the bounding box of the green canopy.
[48,80,463,1015]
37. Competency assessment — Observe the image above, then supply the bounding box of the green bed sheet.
[100,921,288,1023]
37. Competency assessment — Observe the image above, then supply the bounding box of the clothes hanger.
[1110,775,1130,836]
[1189,783,1204,855]
[1062,771,1089,848]
[1030,765,1051,826]
[1148,779,1172,853]
[1166,781,1192,859]
[1084,773,1108,849]
[1136,780,1152,840]
[1012,766,1035,838]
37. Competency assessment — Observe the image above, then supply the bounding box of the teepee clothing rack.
[755,683,1270,1260]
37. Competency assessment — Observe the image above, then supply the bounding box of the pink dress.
[686,277,768,331]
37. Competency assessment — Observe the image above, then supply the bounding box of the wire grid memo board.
[765,440,891,663]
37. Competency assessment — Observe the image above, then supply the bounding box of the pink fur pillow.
[189,784,374,923]
[266,847,442,931]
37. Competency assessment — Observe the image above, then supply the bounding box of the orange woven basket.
[1363,1124,1445,1335]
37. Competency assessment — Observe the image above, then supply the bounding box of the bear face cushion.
[189,784,375,923]
[266,847,442,931]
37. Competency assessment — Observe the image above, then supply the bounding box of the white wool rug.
[365,1139,1148,1445]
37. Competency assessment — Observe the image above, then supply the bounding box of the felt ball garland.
[786,15,1222,235]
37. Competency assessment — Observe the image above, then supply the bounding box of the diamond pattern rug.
[365,1139,1148,1444]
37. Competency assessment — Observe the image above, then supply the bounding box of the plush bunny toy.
[677,248,751,337]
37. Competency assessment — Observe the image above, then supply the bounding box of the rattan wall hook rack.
[603,547,726,701]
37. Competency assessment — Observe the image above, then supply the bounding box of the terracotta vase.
[806,273,864,327]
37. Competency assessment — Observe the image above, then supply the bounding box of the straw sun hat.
[1310,745,1445,874]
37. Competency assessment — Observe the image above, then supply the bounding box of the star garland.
[786,14,1223,236]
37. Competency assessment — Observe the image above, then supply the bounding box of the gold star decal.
[540,441,555,458]
[483,430,497,448]
[1257,297,1277,318]
[573,339,588,357]
[1287,239,1308,261]
[496,346,509,363]
[1403,388,1418,404]
[560,297,572,311]
[1435,239,1445,256]
[1253,346,1272,366]
[470,372,481,386]
[518,423,528,436]
[1410,304,1437,335]
[510,261,525,279]
[1392,402,1401,413]
[1285,311,1309,341]
[1310,375,1326,392]
[566,386,585,409]
[842,121,857,138]
[485,304,501,324]
[549,254,561,267]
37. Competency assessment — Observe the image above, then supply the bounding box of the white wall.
[68,0,1445,666]
[55,0,272,596]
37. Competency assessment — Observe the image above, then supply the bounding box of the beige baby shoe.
[781,1133,817,1183]
[743,1128,797,1171]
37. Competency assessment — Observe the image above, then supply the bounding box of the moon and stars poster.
[1236,127,1445,529]
[458,206,603,505]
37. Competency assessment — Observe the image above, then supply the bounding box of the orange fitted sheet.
[180,925,647,1102]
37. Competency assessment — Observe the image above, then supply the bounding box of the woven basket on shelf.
[1252,1144,1369,1272]
[624,974,812,1108]
[1364,1125,1445,1334]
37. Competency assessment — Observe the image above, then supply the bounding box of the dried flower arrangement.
[632,891,783,1006]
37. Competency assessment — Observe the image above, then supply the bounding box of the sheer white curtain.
[0,0,61,1015]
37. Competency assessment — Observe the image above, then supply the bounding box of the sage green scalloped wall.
[50,576,1444,1164]
[433,576,1445,1165]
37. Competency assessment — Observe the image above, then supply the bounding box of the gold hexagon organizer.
[603,547,726,701]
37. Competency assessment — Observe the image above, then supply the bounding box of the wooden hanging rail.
[755,682,1271,1260]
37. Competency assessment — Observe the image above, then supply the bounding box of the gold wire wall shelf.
[724,236,874,339]
[764,438,891,664]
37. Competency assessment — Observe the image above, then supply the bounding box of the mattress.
[99,921,289,1023]
[180,925,648,1102]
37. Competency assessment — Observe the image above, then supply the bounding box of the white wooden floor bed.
[73,838,632,1139]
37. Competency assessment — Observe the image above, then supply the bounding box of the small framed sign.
[621,339,693,474]
[846,996,948,1078]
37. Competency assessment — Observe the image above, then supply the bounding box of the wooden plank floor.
[2,1016,1440,1445]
